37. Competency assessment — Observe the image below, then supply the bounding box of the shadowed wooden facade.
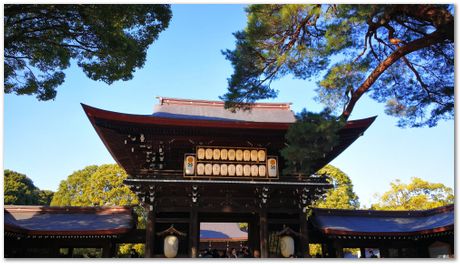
[82,97,376,258]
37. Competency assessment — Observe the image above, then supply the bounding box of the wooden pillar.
[326,242,336,258]
[102,241,114,258]
[51,241,60,257]
[334,241,344,258]
[189,208,199,258]
[360,247,366,258]
[380,247,389,258]
[299,212,310,258]
[145,204,156,258]
[321,244,327,258]
[259,210,269,258]
[249,215,260,254]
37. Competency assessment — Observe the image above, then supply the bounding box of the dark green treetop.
[222,4,453,128]
[281,109,344,176]
[4,169,54,205]
[4,4,172,100]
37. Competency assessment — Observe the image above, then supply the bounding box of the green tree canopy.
[4,169,54,205]
[222,4,453,128]
[51,164,144,256]
[313,165,360,209]
[371,177,453,210]
[309,165,359,256]
[4,4,172,101]
[51,164,138,206]
[281,109,344,175]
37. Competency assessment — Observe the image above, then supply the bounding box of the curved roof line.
[81,103,377,130]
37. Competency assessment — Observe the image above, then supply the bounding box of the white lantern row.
[195,163,268,177]
[184,154,278,178]
[197,148,266,162]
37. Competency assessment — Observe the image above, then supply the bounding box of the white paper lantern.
[197,148,205,160]
[197,163,205,175]
[251,165,259,176]
[213,149,221,160]
[212,164,220,175]
[220,149,228,160]
[258,165,266,177]
[204,163,213,175]
[236,164,243,176]
[220,164,228,176]
[205,148,213,160]
[184,156,195,175]
[228,164,236,176]
[235,150,243,161]
[164,235,179,258]
[280,236,295,258]
[257,150,266,162]
[250,150,258,161]
[243,165,251,176]
[228,149,236,161]
[268,158,277,177]
[243,150,251,161]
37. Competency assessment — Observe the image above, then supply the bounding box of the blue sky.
[3,4,454,208]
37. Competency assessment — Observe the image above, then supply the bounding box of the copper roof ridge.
[156,96,292,109]
[312,204,454,217]
[4,205,133,213]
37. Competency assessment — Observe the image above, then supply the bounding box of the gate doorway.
[197,212,258,258]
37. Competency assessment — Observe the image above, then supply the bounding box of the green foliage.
[222,4,454,127]
[238,223,248,232]
[51,164,139,206]
[371,177,454,210]
[313,165,360,209]
[50,164,144,256]
[4,169,53,205]
[4,4,171,101]
[309,165,359,256]
[281,109,344,176]
[37,190,54,205]
[50,165,98,206]
[118,244,145,257]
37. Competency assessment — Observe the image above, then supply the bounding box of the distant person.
[203,249,213,258]
[130,249,139,258]
[369,250,378,258]
[242,247,251,258]
[218,250,227,258]
[253,250,261,258]
[229,248,238,258]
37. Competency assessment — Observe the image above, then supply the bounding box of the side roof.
[311,204,454,236]
[4,206,135,237]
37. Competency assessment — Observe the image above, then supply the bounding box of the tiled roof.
[312,204,454,236]
[200,222,248,241]
[4,206,135,236]
[153,97,296,123]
